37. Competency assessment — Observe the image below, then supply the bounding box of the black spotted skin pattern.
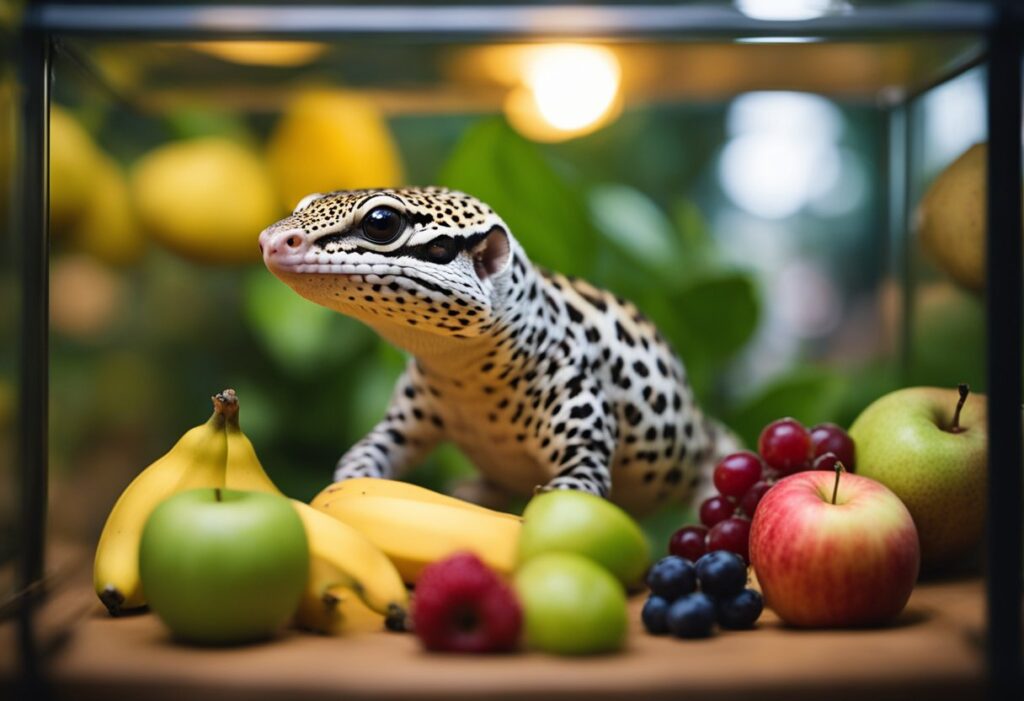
[260,187,738,515]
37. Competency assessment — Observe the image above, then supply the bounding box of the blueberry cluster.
[641,551,763,639]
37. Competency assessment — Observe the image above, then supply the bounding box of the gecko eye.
[424,236,459,264]
[361,206,404,244]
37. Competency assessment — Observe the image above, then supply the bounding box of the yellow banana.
[220,389,284,496]
[312,494,521,584]
[311,477,521,522]
[293,561,392,635]
[93,393,229,615]
[290,500,408,628]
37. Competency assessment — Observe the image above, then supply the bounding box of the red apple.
[749,469,919,628]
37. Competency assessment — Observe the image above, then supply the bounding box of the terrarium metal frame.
[10,2,1023,698]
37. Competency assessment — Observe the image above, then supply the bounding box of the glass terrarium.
[2,1,1021,699]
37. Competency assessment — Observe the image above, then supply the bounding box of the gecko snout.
[259,226,310,268]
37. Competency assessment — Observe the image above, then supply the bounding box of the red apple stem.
[950,383,970,433]
[831,461,845,505]
[214,487,222,502]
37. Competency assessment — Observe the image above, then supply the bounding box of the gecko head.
[259,187,514,338]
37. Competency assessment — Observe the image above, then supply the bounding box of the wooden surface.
[1,559,988,701]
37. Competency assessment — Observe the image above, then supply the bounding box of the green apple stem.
[831,461,846,505]
[949,383,970,433]
[214,487,222,502]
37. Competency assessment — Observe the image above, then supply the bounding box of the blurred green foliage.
[440,119,599,277]
[41,100,990,550]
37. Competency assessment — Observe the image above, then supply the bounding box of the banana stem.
[214,388,240,428]
[208,389,237,430]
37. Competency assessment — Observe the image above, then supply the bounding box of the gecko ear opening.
[471,225,511,281]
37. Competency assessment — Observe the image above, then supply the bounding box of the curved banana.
[220,389,284,496]
[293,562,394,635]
[311,477,521,522]
[312,494,521,584]
[93,393,229,615]
[290,500,408,627]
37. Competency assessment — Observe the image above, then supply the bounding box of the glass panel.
[905,66,987,392]
[0,23,18,606]
[31,3,988,558]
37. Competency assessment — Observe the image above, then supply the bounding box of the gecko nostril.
[258,243,264,254]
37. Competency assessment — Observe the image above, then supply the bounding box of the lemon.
[131,137,279,264]
[70,151,145,266]
[50,105,103,234]
[266,88,404,210]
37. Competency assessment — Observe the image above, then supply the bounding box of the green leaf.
[640,503,695,557]
[909,287,986,391]
[406,443,477,494]
[242,270,374,376]
[668,272,760,399]
[165,108,254,145]
[439,118,596,276]
[725,368,849,448]
[349,351,405,438]
[672,199,717,269]
[588,184,682,277]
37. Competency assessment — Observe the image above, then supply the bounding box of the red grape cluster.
[669,419,855,563]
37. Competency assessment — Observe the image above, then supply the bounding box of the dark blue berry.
[666,592,716,639]
[695,550,747,597]
[641,595,671,634]
[716,588,764,630]
[645,556,697,601]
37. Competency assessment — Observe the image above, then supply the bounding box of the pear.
[916,142,1023,292]
[518,490,650,588]
[849,385,987,570]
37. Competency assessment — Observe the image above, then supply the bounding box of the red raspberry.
[411,552,522,653]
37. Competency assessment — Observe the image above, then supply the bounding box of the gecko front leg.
[537,376,617,498]
[334,366,444,482]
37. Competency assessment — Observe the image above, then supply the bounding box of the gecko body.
[259,187,736,514]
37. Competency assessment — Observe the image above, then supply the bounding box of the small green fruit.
[514,552,628,655]
[139,488,309,645]
[518,490,650,587]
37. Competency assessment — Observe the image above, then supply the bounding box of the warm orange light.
[188,41,326,67]
[504,45,622,143]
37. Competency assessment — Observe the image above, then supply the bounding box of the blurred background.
[0,1,992,587]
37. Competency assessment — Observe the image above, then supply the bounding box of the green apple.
[849,385,986,569]
[139,488,309,644]
[518,490,650,588]
[514,552,628,655]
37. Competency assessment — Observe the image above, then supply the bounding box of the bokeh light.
[188,41,326,66]
[505,44,621,142]
[920,69,985,176]
[735,0,843,21]
[718,91,844,220]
